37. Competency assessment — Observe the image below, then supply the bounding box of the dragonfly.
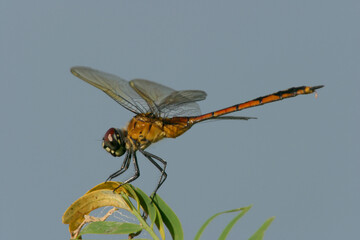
[71,66,323,197]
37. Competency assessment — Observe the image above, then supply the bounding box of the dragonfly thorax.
[102,128,126,157]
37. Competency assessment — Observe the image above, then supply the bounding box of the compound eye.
[102,128,126,157]
[103,128,120,148]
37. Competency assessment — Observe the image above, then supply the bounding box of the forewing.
[71,67,149,114]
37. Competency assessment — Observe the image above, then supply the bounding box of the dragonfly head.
[102,128,126,157]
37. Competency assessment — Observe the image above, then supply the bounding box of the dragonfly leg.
[113,152,140,191]
[106,151,131,181]
[139,149,167,199]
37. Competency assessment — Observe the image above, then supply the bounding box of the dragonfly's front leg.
[113,151,140,191]
[106,151,131,181]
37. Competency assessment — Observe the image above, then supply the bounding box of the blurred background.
[1,1,359,239]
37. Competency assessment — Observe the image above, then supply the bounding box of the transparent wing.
[130,79,207,117]
[157,90,207,117]
[71,67,149,114]
[129,79,174,116]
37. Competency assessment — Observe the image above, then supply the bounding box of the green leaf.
[218,205,252,240]
[153,194,184,240]
[153,203,166,240]
[194,206,251,240]
[120,193,161,240]
[134,187,158,225]
[133,187,166,240]
[248,217,275,240]
[80,221,142,236]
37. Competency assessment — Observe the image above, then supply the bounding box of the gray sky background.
[1,1,359,239]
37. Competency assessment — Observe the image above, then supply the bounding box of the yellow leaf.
[62,188,131,233]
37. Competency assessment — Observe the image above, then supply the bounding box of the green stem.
[132,207,160,240]
[122,193,160,240]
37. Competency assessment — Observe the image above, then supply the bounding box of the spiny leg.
[139,149,167,198]
[113,151,140,191]
[106,151,131,182]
